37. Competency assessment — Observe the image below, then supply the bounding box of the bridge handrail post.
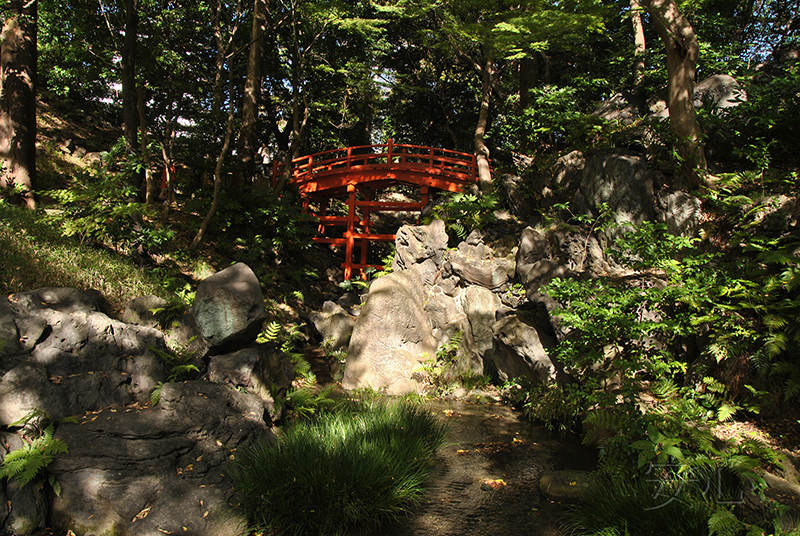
[387,138,393,165]
[347,147,352,169]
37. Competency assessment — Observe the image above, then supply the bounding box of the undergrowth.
[0,204,169,309]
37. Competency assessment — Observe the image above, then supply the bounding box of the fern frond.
[263,321,281,342]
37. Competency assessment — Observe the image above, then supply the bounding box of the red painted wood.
[273,140,482,279]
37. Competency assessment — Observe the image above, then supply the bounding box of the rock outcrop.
[0,263,292,536]
[342,268,438,395]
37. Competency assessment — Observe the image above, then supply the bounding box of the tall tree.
[239,0,268,183]
[630,0,646,86]
[641,0,707,186]
[122,0,142,199]
[0,0,38,209]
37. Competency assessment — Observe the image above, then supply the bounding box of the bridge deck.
[272,140,480,279]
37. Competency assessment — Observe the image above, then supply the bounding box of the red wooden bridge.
[272,140,480,279]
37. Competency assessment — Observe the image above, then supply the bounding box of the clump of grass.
[558,466,774,536]
[0,205,169,310]
[229,399,448,535]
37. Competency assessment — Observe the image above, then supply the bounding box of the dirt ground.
[370,400,597,536]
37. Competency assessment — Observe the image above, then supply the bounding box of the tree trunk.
[137,84,157,204]
[474,54,494,192]
[630,0,646,87]
[191,76,236,251]
[122,0,142,199]
[0,0,37,209]
[239,0,268,183]
[518,55,537,111]
[642,0,707,186]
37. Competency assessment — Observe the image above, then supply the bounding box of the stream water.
[373,399,598,536]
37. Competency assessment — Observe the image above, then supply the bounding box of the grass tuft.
[229,399,447,535]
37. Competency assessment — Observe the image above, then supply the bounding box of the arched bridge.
[272,140,480,279]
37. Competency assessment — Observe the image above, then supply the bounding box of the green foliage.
[43,142,175,255]
[414,332,463,396]
[185,186,318,262]
[1,411,69,496]
[149,339,201,386]
[431,192,497,241]
[229,399,447,535]
[524,210,800,534]
[494,85,610,155]
[259,321,313,383]
[701,64,800,172]
[339,278,369,292]
[283,385,338,422]
[523,382,587,432]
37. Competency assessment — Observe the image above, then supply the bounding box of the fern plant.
[260,321,314,383]
[431,191,498,241]
[1,411,69,496]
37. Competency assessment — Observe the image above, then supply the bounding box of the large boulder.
[694,74,746,111]
[574,150,656,232]
[309,301,357,351]
[207,343,295,421]
[123,295,170,329]
[49,381,271,536]
[459,286,502,377]
[9,287,111,316]
[192,263,267,354]
[656,190,703,237]
[446,241,514,290]
[0,298,168,426]
[490,306,559,383]
[342,269,437,395]
[0,433,50,534]
[392,219,449,287]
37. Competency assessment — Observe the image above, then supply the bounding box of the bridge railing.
[271,139,478,188]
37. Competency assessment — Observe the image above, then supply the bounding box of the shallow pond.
[373,399,598,536]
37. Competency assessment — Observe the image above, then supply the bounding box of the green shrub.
[229,399,447,535]
[431,191,497,241]
[43,166,175,255]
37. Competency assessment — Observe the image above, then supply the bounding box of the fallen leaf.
[132,507,151,522]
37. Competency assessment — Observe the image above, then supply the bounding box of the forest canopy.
[0,0,796,208]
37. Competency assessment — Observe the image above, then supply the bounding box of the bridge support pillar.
[344,183,357,280]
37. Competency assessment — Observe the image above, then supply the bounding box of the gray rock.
[694,74,746,111]
[0,362,64,425]
[460,286,502,368]
[490,309,558,383]
[576,150,656,232]
[550,229,609,275]
[343,269,437,395]
[49,381,270,536]
[165,309,209,358]
[393,220,449,289]
[1,478,48,535]
[309,301,356,351]
[123,295,170,328]
[518,259,571,295]
[447,242,513,289]
[207,343,295,421]
[0,302,169,425]
[9,287,111,315]
[516,227,551,267]
[192,263,267,354]
[0,429,50,535]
